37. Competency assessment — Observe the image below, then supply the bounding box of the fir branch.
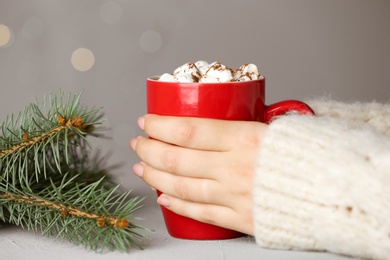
[0,175,145,251]
[0,90,148,252]
[1,115,85,157]
[0,91,104,183]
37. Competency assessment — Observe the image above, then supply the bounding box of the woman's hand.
[130,114,267,235]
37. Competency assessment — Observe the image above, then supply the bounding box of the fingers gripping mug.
[146,77,314,240]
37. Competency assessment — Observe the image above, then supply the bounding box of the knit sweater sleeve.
[253,111,390,260]
[307,99,390,137]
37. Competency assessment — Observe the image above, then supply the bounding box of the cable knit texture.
[253,99,390,260]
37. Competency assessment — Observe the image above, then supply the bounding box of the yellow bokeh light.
[0,24,12,47]
[71,48,95,71]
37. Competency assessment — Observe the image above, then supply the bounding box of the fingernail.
[129,138,137,151]
[132,163,144,177]
[157,195,170,207]
[137,116,145,130]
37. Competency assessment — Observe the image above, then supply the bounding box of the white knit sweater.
[253,100,390,260]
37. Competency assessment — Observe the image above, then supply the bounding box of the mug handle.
[264,100,315,123]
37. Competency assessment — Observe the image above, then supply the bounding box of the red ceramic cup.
[146,76,314,240]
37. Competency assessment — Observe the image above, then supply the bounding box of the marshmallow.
[194,60,210,76]
[158,61,262,83]
[201,62,233,83]
[173,62,201,82]
[233,63,260,81]
[198,74,220,83]
[159,73,176,82]
[175,73,198,83]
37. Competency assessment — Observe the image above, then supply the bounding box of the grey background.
[0,0,389,259]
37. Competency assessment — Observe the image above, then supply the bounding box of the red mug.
[146,76,314,240]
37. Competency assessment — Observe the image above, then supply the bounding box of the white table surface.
[0,194,354,260]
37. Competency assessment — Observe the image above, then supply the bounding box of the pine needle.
[0,90,148,252]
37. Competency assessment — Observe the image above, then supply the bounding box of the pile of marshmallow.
[158,61,262,83]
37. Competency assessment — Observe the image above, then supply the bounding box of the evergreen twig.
[0,91,147,252]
